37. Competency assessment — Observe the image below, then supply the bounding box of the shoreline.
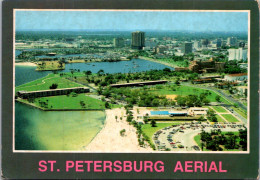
[15,62,37,66]
[85,108,152,152]
[139,56,177,68]
[16,99,105,111]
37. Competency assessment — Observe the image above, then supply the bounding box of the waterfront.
[15,102,105,150]
[15,59,173,150]
[15,58,174,86]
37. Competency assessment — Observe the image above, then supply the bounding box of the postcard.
[2,0,259,179]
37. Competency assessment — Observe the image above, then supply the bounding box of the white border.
[13,9,250,154]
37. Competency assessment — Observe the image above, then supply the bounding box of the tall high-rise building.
[113,38,124,48]
[181,42,193,54]
[201,39,209,47]
[227,37,237,46]
[131,31,145,49]
[216,38,222,48]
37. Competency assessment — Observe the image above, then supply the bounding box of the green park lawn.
[222,114,240,123]
[140,56,189,67]
[211,106,228,113]
[16,74,83,92]
[194,135,208,151]
[216,115,226,122]
[151,85,230,104]
[19,94,121,110]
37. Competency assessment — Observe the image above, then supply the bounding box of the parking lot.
[153,122,246,151]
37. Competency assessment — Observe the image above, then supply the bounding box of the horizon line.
[15,29,248,33]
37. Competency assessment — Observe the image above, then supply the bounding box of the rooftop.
[227,73,247,77]
[18,87,88,94]
[110,80,168,86]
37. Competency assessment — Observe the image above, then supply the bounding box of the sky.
[15,10,248,32]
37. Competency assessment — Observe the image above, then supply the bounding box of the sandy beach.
[85,108,152,152]
[15,62,37,66]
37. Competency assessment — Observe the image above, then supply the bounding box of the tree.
[49,83,58,89]
[198,116,204,121]
[28,97,35,103]
[84,70,92,75]
[215,95,221,102]
[97,86,103,95]
[97,69,105,76]
[120,129,126,136]
[211,116,217,122]
[143,116,149,124]
[176,96,186,106]
[105,102,110,109]
[202,98,210,105]
[80,100,86,108]
[151,119,157,127]
[201,142,205,151]
[175,78,180,85]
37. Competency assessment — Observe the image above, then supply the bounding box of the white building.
[193,41,201,50]
[239,63,248,69]
[188,107,208,116]
[228,48,248,61]
[236,86,248,96]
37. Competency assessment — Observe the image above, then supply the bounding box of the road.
[181,83,247,111]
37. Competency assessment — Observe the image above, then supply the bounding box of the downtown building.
[181,42,193,54]
[113,38,125,48]
[131,31,145,49]
[227,37,237,46]
[228,48,248,61]
[201,39,209,48]
[155,45,168,54]
[193,41,201,50]
[216,38,222,48]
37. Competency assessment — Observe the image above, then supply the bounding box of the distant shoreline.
[139,56,176,68]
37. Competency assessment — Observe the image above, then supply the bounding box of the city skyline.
[15,10,248,32]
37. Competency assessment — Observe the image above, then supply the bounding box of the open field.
[222,114,240,123]
[36,61,65,71]
[18,94,121,110]
[16,74,83,92]
[211,106,228,113]
[216,115,226,122]
[150,85,230,104]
